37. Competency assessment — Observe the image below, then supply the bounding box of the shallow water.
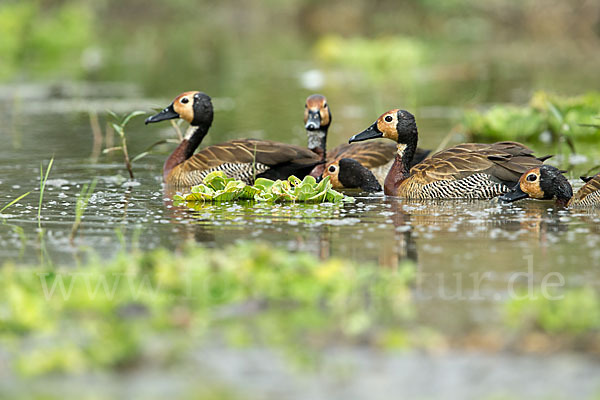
[5,348,600,400]
[2,87,600,328]
[2,84,600,398]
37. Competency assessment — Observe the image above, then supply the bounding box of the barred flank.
[171,162,269,187]
[399,173,510,200]
[570,190,600,207]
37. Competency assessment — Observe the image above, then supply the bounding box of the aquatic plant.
[104,109,180,175]
[0,192,30,214]
[37,158,54,229]
[34,157,54,266]
[463,105,545,142]
[104,110,146,179]
[0,242,416,376]
[463,91,600,142]
[505,287,600,334]
[579,117,600,176]
[0,192,30,259]
[173,172,353,204]
[69,179,97,245]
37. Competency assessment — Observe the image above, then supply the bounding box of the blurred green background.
[3,0,600,153]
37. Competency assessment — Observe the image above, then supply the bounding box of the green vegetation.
[37,158,54,229]
[0,192,30,260]
[0,191,30,214]
[0,1,95,80]
[69,178,97,245]
[3,241,600,380]
[173,172,353,203]
[104,110,146,179]
[505,287,600,334]
[463,91,600,142]
[0,242,416,376]
[316,36,425,83]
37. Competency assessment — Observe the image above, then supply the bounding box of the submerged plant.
[104,110,146,179]
[173,172,353,204]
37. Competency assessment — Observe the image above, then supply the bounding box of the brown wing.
[574,173,600,203]
[410,141,546,185]
[410,147,431,168]
[328,140,396,169]
[181,139,321,173]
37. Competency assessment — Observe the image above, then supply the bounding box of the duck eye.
[526,174,537,182]
[328,165,337,173]
[323,103,327,108]
[181,98,189,104]
[385,115,393,123]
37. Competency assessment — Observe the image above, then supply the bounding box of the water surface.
[1,84,599,398]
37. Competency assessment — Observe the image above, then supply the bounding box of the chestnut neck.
[383,124,418,196]
[163,124,209,180]
[556,197,570,208]
[554,190,573,208]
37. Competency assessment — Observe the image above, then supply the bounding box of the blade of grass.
[122,110,146,127]
[103,146,124,154]
[69,178,97,245]
[546,101,563,123]
[106,110,146,180]
[106,110,119,120]
[582,165,600,178]
[130,138,178,163]
[578,123,600,129]
[0,191,30,214]
[131,151,150,163]
[38,157,54,229]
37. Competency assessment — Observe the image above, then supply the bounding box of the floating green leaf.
[173,172,353,205]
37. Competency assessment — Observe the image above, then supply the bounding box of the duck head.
[145,91,213,128]
[304,94,331,156]
[349,109,417,144]
[500,165,573,203]
[322,158,382,192]
[145,91,215,177]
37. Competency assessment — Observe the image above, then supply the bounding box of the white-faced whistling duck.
[145,91,322,187]
[322,158,382,192]
[321,146,431,193]
[500,165,600,208]
[348,109,550,199]
[304,95,429,192]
